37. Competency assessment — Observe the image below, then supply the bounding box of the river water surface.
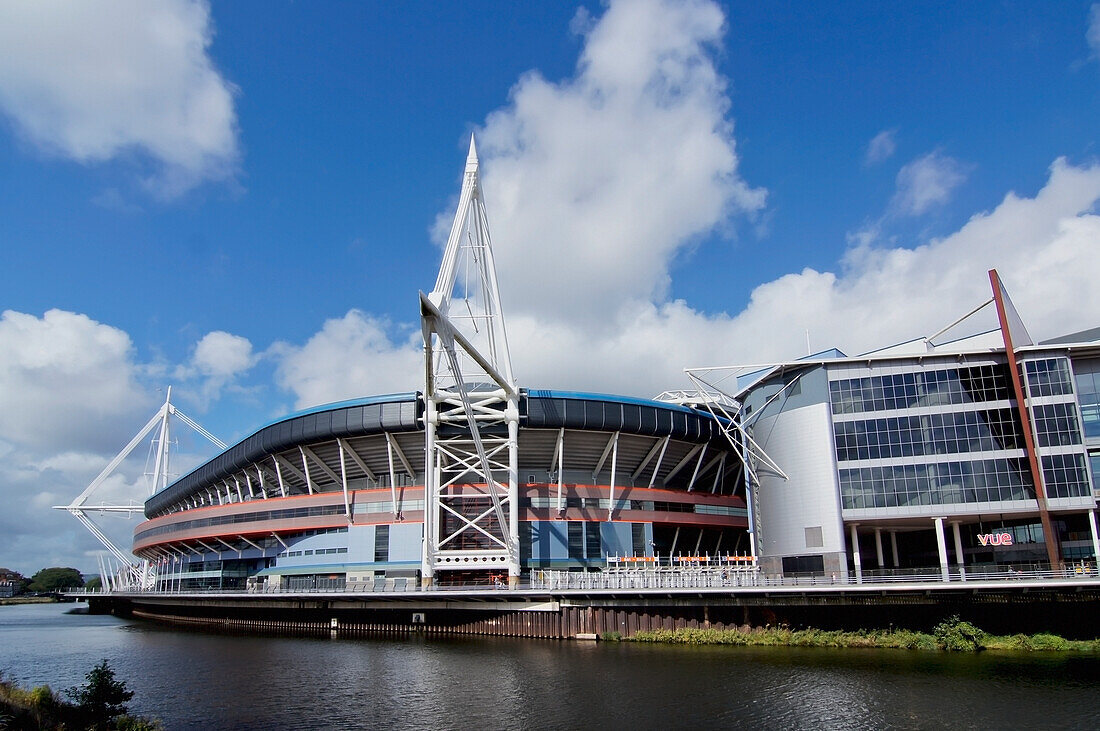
[2,602,1099,730]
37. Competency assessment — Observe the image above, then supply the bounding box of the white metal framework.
[55,387,226,586]
[420,138,520,585]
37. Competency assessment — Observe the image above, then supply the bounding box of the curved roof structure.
[145,389,732,518]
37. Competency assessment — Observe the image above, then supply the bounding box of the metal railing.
[67,563,1100,598]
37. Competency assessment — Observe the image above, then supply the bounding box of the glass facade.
[1041,453,1091,499]
[1074,359,1100,438]
[832,355,1095,510]
[834,409,1023,461]
[1024,358,1074,397]
[1032,403,1083,448]
[831,361,1037,510]
[839,458,1032,509]
[829,364,1011,415]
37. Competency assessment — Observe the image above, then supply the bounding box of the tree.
[28,567,84,592]
[85,576,103,590]
[66,660,134,726]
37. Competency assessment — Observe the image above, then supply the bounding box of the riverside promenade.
[73,566,1100,640]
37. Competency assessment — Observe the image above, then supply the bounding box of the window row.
[136,503,347,541]
[1032,403,1083,448]
[834,409,1023,462]
[839,458,1034,510]
[277,547,348,558]
[1024,358,1074,398]
[830,364,1012,415]
[1041,453,1092,499]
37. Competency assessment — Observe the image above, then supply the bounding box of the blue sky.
[2,0,1100,574]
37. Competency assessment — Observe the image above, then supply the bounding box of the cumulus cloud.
[0,309,158,574]
[0,0,238,196]
[275,311,422,409]
[890,151,969,216]
[174,330,257,408]
[193,331,255,378]
[0,309,151,451]
[280,0,1100,403]
[471,0,765,328]
[865,129,897,165]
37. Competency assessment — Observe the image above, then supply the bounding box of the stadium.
[67,139,1099,602]
[119,140,751,591]
[133,390,747,590]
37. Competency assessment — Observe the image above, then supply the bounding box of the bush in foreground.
[0,662,159,730]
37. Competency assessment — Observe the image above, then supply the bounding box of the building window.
[839,457,1033,509]
[374,525,389,563]
[631,523,646,555]
[1041,453,1091,498]
[1025,358,1074,398]
[585,523,602,560]
[829,364,1013,415]
[1032,403,1083,448]
[1074,360,1100,438]
[567,522,583,560]
[833,408,1024,462]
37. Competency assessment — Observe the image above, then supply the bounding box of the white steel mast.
[55,387,226,586]
[420,137,521,587]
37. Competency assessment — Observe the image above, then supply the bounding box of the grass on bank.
[0,596,58,606]
[604,616,1100,652]
[0,661,160,730]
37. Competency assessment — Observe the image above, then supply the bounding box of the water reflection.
[2,603,1099,730]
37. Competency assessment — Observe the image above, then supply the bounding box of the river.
[2,602,1099,729]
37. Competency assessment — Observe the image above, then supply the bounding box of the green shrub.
[600,631,622,641]
[934,616,986,652]
[1029,633,1069,651]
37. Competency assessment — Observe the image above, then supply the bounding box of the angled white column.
[935,517,950,582]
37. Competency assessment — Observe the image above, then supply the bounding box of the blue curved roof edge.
[527,389,699,415]
[246,392,419,438]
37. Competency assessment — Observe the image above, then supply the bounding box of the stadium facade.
[120,142,1099,591]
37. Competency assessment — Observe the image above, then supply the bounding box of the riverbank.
[0,596,56,606]
[613,617,1100,652]
[0,665,159,730]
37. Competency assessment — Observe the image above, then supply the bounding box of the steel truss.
[54,387,226,588]
[420,138,520,586]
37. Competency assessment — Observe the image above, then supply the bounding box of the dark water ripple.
[2,603,1099,730]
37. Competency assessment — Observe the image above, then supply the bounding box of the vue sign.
[976,532,1013,547]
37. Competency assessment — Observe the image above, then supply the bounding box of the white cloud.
[275,311,422,409]
[283,0,1100,405]
[193,330,255,378]
[890,151,968,216]
[0,309,151,451]
[0,0,238,196]
[471,0,765,328]
[173,330,257,408]
[0,310,159,575]
[865,129,897,165]
[1088,4,1100,59]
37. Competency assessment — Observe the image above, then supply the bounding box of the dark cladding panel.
[526,396,561,427]
[380,401,407,429]
[329,407,349,437]
[557,400,583,429]
[621,404,642,433]
[299,413,320,442]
